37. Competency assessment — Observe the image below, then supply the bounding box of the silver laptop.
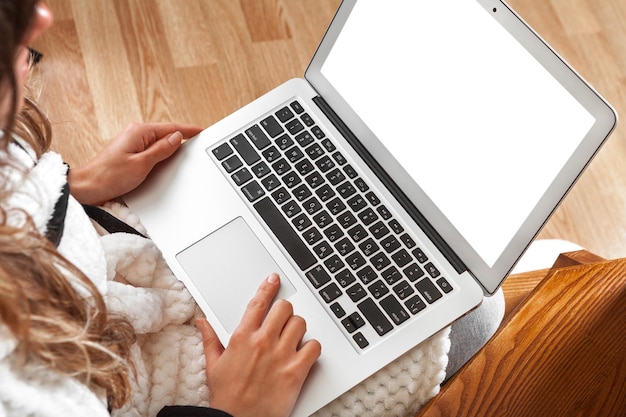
[124,0,616,415]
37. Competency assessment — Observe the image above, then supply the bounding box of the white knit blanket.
[0,144,450,416]
[101,202,451,417]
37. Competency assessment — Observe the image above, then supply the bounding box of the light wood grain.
[32,0,626,260]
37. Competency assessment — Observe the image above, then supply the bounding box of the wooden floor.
[33,0,626,261]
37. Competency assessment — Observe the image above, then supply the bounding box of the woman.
[0,2,321,417]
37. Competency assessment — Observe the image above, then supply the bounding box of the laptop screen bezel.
[304,0,617,294]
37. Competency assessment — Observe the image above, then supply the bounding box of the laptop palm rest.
[176,216,296,333]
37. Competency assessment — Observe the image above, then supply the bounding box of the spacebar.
[253,197,317,271]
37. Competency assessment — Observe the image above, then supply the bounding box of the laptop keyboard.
[210,99,454,350]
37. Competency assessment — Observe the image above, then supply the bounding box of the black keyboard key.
[306,143,325,160]
[347,283,367,302]
[292,213,311,232]
[400,233,416,249]
[313,241,333,259]
[261,115,284,138]
[332,151,347,166]
[275,134,294,150]
[323,224,344,243]
[275,106,295,123]
[295,159,315,176]
[311,125,325,139]
[320,283,342,303]
[437,277,453,293]
[404,263,425,281]
[231,168,252,185]
[365,191,381,206]
[295,131,315,147]
[377,205,392,220]
[389,219,404,234]
[313,210,332,228]
[346,252,366,270]
[281,200,301,218]
[241,181,265,202]
[335,269,356,287]
[382,266,402,286]
[357,266,377,285]
[342,312,365,333]
[293,184,312,202]
[271,187,290,205]
[316,184,335,202]
[343,164,358,179]
[358,298,393,336]
[315,156,335,173]
[392,249,412,268]
[286,119,305,135]
[305,172,325,189]
[222,155,243,173]
[353,332,369,349]
[326,168,346,186]
[334,237,355,257]
[330,302,346,318]
[371,252,391,271]
[261,174,280,191]
[326,197,347,216]
[380,295,410,325]
[415,278,443,304]
[271,158,290,175]
[303,227,323,245]
[300,112,315,127]
[230,134,260,165]
[425,262,441,278]
[347,223,367,242]
[253,197,316,270]
[303,196,323,215]
[212,142,233,160]
[353,177,369,192]
[324,255,344,274]
[244,126,271,150]
[369,221,390,239]
[381,235,401,253]
[290,100,304,114]
[285,147,305,163]
[262,145,281,162]
[405,295,427,315]
[358,238,379,257]
[393,280,414,300]
[321,138,336,152]
[347,194,367,212]
[306,265,331,288]
[251,161,271,178]
[358,208,378,226]
[412,247,429,263]
[282,171,302,188]
[337,181,357,199]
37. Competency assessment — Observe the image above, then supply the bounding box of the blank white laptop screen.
[319,0,596,269]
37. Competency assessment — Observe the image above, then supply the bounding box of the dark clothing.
[157,406,233,417]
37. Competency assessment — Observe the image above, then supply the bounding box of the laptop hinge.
[313,95,467,275]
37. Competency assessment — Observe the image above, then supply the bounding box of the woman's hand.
[68,122,202,205]
[198,274,322,417]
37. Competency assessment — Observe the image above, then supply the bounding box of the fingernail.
[267,273,280,284]
[168,131,183,146]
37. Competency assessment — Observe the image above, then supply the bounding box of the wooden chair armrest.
[416,251,626,416]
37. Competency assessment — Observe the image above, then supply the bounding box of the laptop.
[124,0,617,415]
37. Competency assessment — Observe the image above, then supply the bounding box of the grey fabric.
[444,287,505,383]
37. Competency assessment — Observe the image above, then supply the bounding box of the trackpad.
[176,217,297,333]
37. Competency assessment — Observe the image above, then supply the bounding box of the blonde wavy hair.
[0,0,135,409]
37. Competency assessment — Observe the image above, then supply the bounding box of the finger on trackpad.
[176,217,297,333]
